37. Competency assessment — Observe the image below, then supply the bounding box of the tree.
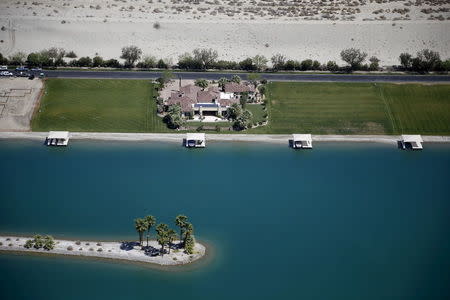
[156,223,169,256]
[43,235,55,251]
[326,61,339,72]
[135,218,147,246]
[271,53,286,71]
[413,49,441,73]
[247,73,261,88]
[77,56,93,67]
[24,239,34,249]
[166,229,177,254]
[157,70,175,88]
[399,53,412,70]
[175,215,188,244]
[104,59,121,68]
[230,75,241,83]
[138,55,157,68]
[252,55,268,71]
[234,109,253,130]
[195,78,209,89]
[164,104,185,129]
[8,52,26,65]
[92,56,104,67]
[312,60,321,70]
[193,48,218,69]
[284,60,297,71]
[218,77,228,91]
[226,103,243,120]
[183,222,195,254]
[156,59,168,69]
[300,59,313,71]
[258,85,267,96]
[240,92,249,108]
[184,233,195,254]
[178,52,201,70]
[239,58,256,71]
[369,56,380,71]
[182,222,194,246]
[0,53,9,65]
[27,53,43,67]
[340,48,367,70]
[120,45,142,67]
[144,215,156,247]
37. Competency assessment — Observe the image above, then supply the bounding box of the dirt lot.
[0,77,43,131]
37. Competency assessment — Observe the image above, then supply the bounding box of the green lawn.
[246,104,267,124]
[32,79,450,135]
[32,79,169,132]
[250,82,450,135]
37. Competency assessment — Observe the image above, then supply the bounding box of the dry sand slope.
[0,0,449,66]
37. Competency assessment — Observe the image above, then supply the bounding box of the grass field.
[32,79,450,135]
[250,82,450,135]
[32,79,170,133]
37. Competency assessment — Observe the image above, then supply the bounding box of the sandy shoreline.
[0,235,206,267]
[0,132,449,144]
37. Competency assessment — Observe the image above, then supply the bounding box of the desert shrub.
[85,242,90,245]
[79,248,83,251]
[75,241,81,245]
[173,257,177,261]
[6,238,11,241]
[67,246,73,251]
[153,22,160,29]
[0,242,2,246]
[9,243,13,247]
[96,242,102,246]
[97,248,103,252]
[89,248,94,251]
[24,240,34,249]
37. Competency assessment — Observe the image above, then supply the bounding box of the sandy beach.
[0,235,206,266]
[0,0,449,66]
[1,132,449,144]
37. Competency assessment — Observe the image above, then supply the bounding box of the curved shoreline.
[0,235,206,267]
[0,132,449,144]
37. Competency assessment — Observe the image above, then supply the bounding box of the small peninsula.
[0,215,206,266]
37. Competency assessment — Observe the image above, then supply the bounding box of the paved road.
[44,70,450,82]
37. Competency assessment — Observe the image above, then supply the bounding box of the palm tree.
[135,218,147,246]
[183,222,194,246]
[156,223,169,256]
[166,229,177,254]
[144,215,156,247]
[175,215,188,245]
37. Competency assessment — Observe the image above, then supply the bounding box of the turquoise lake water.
[0,140,449,300]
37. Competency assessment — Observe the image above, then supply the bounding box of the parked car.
[17,71,30,77]
[28,74,35,80]
[39,72,45,78]
[31,68,42,72]
[0,66,8,70]
[0,71,14,76]
[15,67,29,72]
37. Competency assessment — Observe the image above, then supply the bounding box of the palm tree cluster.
[134,214,195,256]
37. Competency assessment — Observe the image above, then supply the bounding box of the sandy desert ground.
[0,0,449,66]
[0,77,43,131]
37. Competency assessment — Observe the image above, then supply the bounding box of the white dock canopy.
[401,135,423,150]
[46,131,70,146]
[185,133,206,148]
[292,134,312,149]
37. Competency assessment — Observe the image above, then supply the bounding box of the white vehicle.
[0,71,14,76]
[0,66,8,70]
